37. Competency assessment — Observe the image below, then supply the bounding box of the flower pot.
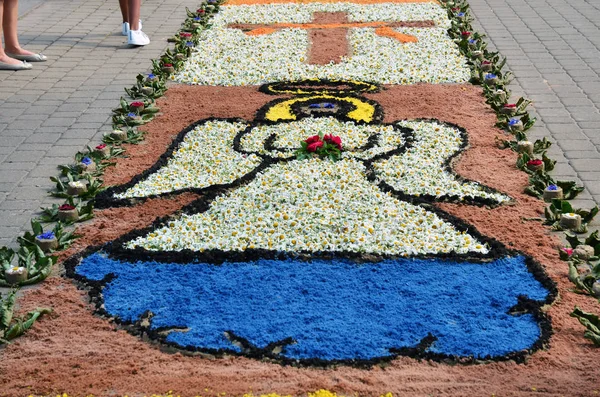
[484,75,498,85]
[35,236,58,252]
[592,281,600,298]
[162,66,175,74]
[175,53,186,61]
[542,186,563,202]
[573,244,595,260]
[67,181,88,196]
[141,86,154,96]
[80,161,96,174]
[191,23,201,29]
[109,129,128,141]
[509,119,524,132]
[471,50,484,60]
[560,213,582,230]
[481,62,493,72]
[526,161,544,172]
[575,263,593,276]
[5,267,28,285]
[501,106,517,115]
[129,103,145,112]
[58,208,79,223]
[494,90,507,102]
[516,141,533,156]
[95,145,110,157]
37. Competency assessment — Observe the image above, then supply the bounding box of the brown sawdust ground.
[1,84,599,397]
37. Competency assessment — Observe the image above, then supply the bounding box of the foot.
[128,29,150,46]
[4,47,47,62]
[122,20,142,36]
[0,54,23,66]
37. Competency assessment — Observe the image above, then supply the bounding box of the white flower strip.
[115,121,261,199]
[373,120,511,203]
[174,3,470,86]
[214,3,451,27]
[127,158,489,256]
[239,117,403,159]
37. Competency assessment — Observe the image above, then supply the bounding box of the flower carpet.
[1,0,600,396]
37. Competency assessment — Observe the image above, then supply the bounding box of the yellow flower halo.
[264,94,376,123]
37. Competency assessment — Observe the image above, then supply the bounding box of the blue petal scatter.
[76,253,549,361]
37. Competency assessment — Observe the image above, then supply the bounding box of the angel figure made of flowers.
[73,85,553,366]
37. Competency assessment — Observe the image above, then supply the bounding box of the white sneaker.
[122,20,142,36]
[128,29,150,46]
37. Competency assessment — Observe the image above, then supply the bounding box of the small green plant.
[544,199,599,232]
[125,73,167,100]
[571,307,600,347]
[17,220,78,252]
[0,245,56,287]
[1,289,52,344]
[38,198,94,224]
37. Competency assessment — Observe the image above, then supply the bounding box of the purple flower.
[468,38,476,44]
[548,184,558,191]
[81,157,92,165]
[127,112,137,118]
[457,12,466,17]
[194,17,201,21]
[186,41,194,46]
[147,73,156,79]
[508,118,520,126]
[38,231,56,240]
[485,73,497,79]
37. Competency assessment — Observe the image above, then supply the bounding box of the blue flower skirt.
[75,253,551,365]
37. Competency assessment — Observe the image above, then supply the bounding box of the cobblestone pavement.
[1,0,599,247]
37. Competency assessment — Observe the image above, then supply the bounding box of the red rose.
[59,204,75,211]
[527,159,543,166]
[305,135,321,145]
[461,31,471,37]
[130,101,144,107]
[96,144,107,150]
[323,134,342,150]
[307,141,324,152]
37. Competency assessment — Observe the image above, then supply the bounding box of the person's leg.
[119,0,129,23]
[2,0,34,56]
[127,0,140,31]
[0,0,22,64]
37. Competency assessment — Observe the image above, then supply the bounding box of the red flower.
[504,104,517,108]
[197,8,205,13]
[305,135,321,145]
[527,159,543,166]
[482,60,491,65]
[323,134,342,150]
[164,63,173,67]
[562,247,574,256]
[96,144,107,150]
[130,101,144,107]
[452,7,460,11]
[461,31,471,37]
[59,204,75,211]
[307,141,324,152]
[180,32,192,37]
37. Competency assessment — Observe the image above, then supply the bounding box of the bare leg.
[119,0,128,23]
[2,0,34,56]
[128,0,140,30]
[0,0,22,64]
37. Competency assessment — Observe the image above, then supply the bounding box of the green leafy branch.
[1,289,51,344]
